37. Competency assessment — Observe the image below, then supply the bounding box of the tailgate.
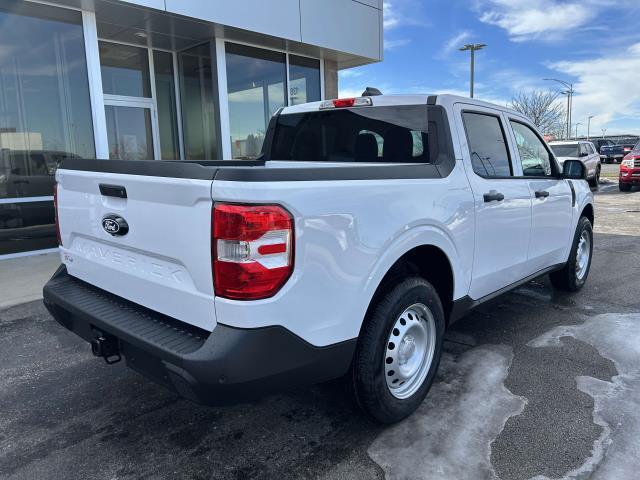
[56,167,216,331]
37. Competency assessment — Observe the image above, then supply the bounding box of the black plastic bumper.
[43,267,356,405]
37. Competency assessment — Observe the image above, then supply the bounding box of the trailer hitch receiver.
[90,334,121,365]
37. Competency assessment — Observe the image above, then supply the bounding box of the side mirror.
[563,159,587,180]
[579,151,588,157]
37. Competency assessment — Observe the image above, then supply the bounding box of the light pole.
[601,128,607,138]
[575,122,582,139]
[544,78,573,140]
[459,43,487,98]
[587,115,594,140]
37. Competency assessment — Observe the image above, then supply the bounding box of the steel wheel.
[384,303,436,400]
[575,230,591,281]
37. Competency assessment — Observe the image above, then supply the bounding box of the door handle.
[483,190,505,202]
[535,190,550,199]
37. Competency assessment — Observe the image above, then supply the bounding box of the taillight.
[54,183,62,246]
[212,203,294,300]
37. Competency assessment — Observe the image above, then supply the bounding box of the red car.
[620,141,640,191]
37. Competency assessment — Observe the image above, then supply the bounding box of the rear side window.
[462,112,512,177]
[268,105,439,163]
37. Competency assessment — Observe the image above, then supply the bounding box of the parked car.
[549,140,601,187]
[620,141,640,192]
[601,138,639,163]
[590,138,614,161]
[43,94,594,424]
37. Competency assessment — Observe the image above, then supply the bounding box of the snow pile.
[529,313,640,480]
[368,345,526,480]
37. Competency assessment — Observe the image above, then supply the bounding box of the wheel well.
[368,245,455,324]
[581,203,594,226]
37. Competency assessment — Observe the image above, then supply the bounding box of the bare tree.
[509,90,566,140]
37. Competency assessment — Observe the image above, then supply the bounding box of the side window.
[509,120,554,177]
[462,112,512,177]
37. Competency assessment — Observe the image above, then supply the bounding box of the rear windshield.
[550,144,579,157]
[267,105,441,163]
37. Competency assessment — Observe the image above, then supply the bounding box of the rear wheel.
[550,216,593,292]
[351,277,444,424]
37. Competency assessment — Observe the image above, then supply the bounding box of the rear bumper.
[43,267,356,405]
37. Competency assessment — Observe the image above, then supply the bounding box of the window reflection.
[289,55,321,106]
[225,43,286,159]
[179,43,219,160]
[99,42,151,98]
[154,51,180,160]
[0,1,94,255]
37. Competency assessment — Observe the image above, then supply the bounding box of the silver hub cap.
[576,230,591,281]
[384,303,436,399]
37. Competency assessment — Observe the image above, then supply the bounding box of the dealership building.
[0,0,382,258]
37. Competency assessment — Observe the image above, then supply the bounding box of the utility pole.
[575,122,582,140]
[544,78,574,140]
[587,115,594,140]
[459,43,487,98]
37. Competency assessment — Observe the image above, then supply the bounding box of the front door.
[104,99,159,160]
[454,104,533,300]
[506,118,573,270]
[99,41,161,160]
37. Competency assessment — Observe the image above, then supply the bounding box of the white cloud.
[384,38,411,50]
[442,31,472,56]
[548,43,640,134]
[382,1,401,30]
[338,70,363,80]
[382,0,427,31]
[478,0,597,42]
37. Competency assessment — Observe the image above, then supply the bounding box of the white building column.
[215,38,232,160]
[82,10,109,159]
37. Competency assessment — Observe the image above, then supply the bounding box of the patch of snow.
[368,345,526,480]
[528,313,640,480]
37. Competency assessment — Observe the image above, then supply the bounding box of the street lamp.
[601,128,607,138]
[544,78,574,140]
[575,122,582,139]
[587,115,594,140]
[459,43,487,99]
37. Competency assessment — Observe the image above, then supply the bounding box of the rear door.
[454,103,532,299]
[56,168,216,331]
[506,118,573,271]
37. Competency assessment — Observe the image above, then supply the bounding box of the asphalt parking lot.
[1,180,639,480]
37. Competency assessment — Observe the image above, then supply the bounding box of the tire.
[619,182,631,192]
[588,173,599,189]
[350,277,445,424]
[549,216,593,292]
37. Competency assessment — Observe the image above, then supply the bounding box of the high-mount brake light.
[54,183,62,246]
[319,97,373,109]
[212,203,294,300]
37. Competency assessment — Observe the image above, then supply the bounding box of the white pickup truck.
[43,94,594,423]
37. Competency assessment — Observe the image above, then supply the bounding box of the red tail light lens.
[54,183,62,246]
[212,203,294,300]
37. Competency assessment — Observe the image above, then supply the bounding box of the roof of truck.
[281,94,524,118]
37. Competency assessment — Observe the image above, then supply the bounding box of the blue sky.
[338,0,640,136]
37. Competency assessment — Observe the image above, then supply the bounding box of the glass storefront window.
[99,42,151,98]
[225,43,286,159]
[289,55,321,106]
[0,1,95,256]
[154,51,180,160]
[179,43,219,160]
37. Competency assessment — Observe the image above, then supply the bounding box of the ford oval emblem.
[102,214,129,236]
